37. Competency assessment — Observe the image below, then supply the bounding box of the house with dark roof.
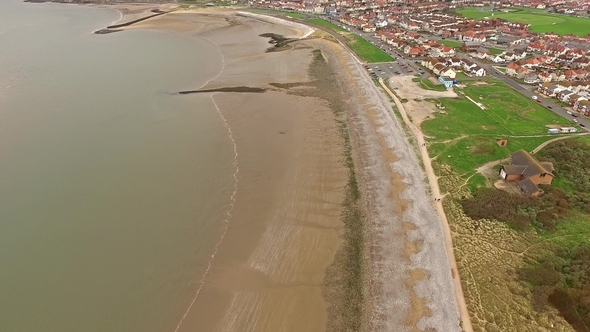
[499,150,554,198]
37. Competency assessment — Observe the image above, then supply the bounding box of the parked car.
[537,99,542,103]
[573,118,579,123]
[547,106,552,109]
[566,110,572,114]
[580,123,586,127]
[572,113,578,117]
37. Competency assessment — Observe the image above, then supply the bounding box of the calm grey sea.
[0,1,235,331]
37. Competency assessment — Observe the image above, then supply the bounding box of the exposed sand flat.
[121,10,347,332]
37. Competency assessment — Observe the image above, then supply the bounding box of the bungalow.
[499,150,555,198]
[470,66,487,77]
[516,66,533,79]
[489,54,505,63]
[439,67,456,79]
[506,62,520,77]
[461,58,477,71]
[475,47,491,59]
[538,71,552,83]
[440,46,455,57]
[524,72,539,84]
[362,24,376,33]
[557,89,575,103]
[445,57,462,68]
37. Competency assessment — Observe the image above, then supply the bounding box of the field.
[421,79,570,186]
[283,12,307,19]
[307,19,394,62]
[438,39,462,47]
[439,39,503,55]
[458,7,590,36]
[412,77,447,92]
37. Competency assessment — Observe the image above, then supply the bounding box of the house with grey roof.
[499,150,554,197]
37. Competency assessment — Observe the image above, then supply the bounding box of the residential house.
[499,150,555,198]
[538,71,552,83]
[461,58,477,72]
[461,41,480,52]
[575,99,590,115]
[506,62,520,77]
[524,72,539,84]
[439,67,457,79]
[475,47,491,59]
[470,66,487,77]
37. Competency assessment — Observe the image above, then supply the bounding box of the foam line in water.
[174,37,237,332]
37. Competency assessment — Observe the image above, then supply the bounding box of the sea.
[0,1,236,331]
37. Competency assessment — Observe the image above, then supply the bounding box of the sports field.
[458,7,590,36]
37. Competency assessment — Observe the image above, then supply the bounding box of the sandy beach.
[101,6,462,331]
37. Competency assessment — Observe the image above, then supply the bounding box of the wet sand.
[117,9,348,332]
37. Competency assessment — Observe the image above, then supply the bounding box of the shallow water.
[0,1,236,331]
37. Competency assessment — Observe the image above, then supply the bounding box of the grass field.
[438,40,462,47]
[458,7,590,36]
[284,12,307,19]
[439,39,502,54]
[421,79,570,176]
[488,47,503,55]
[307,19,394,62]
[412,77,447,92]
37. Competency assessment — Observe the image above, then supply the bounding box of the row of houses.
[421,57,488,77]
[538,82,590,115]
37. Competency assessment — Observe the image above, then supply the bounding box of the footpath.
[379,78,474,332]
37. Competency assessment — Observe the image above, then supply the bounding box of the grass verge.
[307,19,393,62]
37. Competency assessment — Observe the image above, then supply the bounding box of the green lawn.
[412,77,447,92]
[347,35,394,62]
[307,19,394,62]
[422,79,571,175]
[438,40,462,47]
[488,47,503,55]
[458,7,590,36]
[307,18,348,32]
[284,12,307,19]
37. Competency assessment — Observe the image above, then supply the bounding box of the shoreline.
[72,4,462,330]
[111,8,350,331]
